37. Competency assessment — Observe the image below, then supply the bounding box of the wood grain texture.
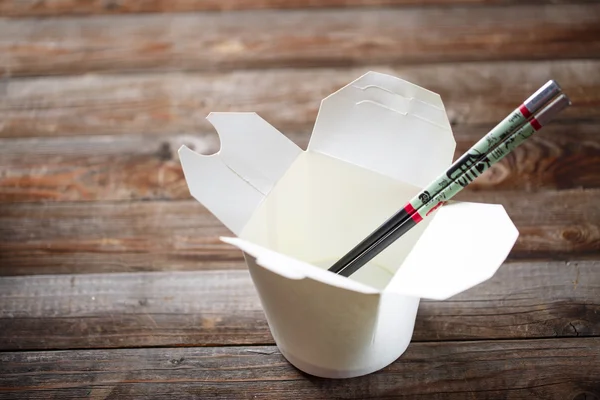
[1,0,591,17]
[1,61,598,138]
[0,190,598,276]
[0,261,598,350]
[1,122,598,202]
[0,133,203,203]
[0,199,238,275]
[1,1,598,395]
[2,5,600,77]
[1,339,599,399]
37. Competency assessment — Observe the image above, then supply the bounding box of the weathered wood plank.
[1,339,599,399]
[0,190,597,275]
[1,122,597,203]
[1,61,598,138]
[0,199,238,275]
[0,261,597,350]
[1,0,590,17]
[2,5,600,77]
[0,133,204,203]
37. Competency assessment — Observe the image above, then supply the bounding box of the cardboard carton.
[179,72,518,378]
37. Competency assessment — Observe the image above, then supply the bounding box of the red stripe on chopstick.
[519,104,532,118]
[410,212,423,223]
[404,204,423,223]
[404,203,416,215]
[530,118,543,131]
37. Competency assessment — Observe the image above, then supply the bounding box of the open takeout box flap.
[178,73,518,299]
[221,237,379,295]
[387,201,519,300]
[178,112,302,235]
[308,71,456,189]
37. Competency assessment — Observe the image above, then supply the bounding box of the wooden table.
[1,1,599,398]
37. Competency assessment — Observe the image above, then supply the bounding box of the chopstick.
[329,92,571,278]
[328,80,561,275]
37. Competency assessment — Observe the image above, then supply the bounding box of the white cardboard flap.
[178,112,302,235]
[179,74,518,303]
[221,237,379,295]
[308,71,456,188]
[387,202,519,300]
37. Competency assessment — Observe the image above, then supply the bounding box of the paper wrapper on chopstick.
[178,72,519,379]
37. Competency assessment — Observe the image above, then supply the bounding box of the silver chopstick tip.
[548,79,562,94]
[524,80,563,113]
[555,93,571,108]
[535,93,571,126]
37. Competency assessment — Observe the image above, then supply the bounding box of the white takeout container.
[179,72,519,379]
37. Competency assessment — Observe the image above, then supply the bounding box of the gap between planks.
[1,0,597,18]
